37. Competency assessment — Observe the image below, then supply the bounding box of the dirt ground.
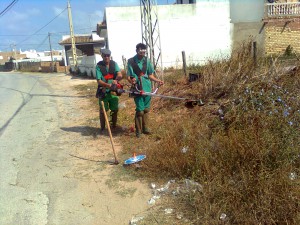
[45,73,157,224]
[40,72,195,225]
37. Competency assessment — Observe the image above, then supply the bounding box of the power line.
[0,34,47,37]
[0,26,96,37]
[14,7,67,47]
[0,0,19,17]
[0,7,67,51]
[35,35,49,50]
[0,7,98,51]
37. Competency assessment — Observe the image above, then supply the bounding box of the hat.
[101,48,111,55]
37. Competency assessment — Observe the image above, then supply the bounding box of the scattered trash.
[124,154,146,165]
[218,108,224,116]
[148,197,156,205]
[219,213,227,221]
[172,187,180,196]
[156,180,175,193]
[164,208,174,214]
[146,179,203,209]
[289,172,297,180]
[218,108,225,120]
[129,216,144,225]
[185,179,203,192]
[181,146,189,153]
[150,183,156,189]
[147,180,176,205]
[152,192,160,200]
[176,212,183,220]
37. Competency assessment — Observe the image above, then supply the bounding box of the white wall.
[77,54,102,77]
[105,1,231,69]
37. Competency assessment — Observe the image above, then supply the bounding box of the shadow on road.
[69,153,115,165]
[60,126,126,137]
[61,126,99,137]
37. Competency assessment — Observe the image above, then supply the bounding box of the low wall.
[16,61,69,73]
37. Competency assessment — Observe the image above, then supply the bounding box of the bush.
[118,41,300,224]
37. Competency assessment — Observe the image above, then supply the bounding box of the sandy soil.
[45,73,153,225]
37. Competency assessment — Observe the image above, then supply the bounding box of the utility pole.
[10,43,16,70]
[140,0,163,80]
[48,32,54,72]
[67,0,77,68]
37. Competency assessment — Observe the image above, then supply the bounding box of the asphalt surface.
[0,72,60,224]
[0,72,151,225]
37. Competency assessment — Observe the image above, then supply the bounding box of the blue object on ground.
[124,155,146,165]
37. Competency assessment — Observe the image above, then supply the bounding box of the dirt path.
[42,73,153,224]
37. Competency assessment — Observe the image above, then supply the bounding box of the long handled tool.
[100,101,119,165]
[119,85,205,108]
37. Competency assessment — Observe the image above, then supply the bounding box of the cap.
[101,48,111,55]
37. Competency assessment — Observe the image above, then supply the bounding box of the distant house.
[19,49,63,62]
[59,32,105,76]
[0,51,26,65]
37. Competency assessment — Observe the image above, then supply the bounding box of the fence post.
[253,41,257,67]
[182,51,187,77]
[122,55,127,71]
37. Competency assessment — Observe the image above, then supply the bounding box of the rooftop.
[59,34,105,45]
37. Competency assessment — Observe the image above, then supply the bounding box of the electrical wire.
[0,25,96,37]
[35,35,49,50]
[0,34,46,37]
[14,7,67,47]
[0,6,99,51]
[0,0,19,17]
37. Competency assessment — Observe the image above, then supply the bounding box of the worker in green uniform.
[127,43,164,138]
[96,48,123,132]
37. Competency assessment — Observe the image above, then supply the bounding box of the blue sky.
[0,0,174,52]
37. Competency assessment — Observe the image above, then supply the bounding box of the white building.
[98,0,300,72]
[99,1,232,69]
[59,32,105,76]
[19,49,63,62]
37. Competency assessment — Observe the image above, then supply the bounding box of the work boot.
[135,111,144,138]
[142,108,151,134]
[99,110,105,132]
[110,110,118,128]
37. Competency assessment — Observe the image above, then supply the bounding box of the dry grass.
[77,42,300,224]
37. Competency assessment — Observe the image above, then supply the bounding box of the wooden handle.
[100,101,118,164]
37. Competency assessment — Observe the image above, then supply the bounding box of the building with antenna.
[98,1,231,70]
[97,0,300,71]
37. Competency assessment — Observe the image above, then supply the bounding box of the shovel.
[100,101,119,165]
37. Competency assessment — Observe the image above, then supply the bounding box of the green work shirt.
[127,55,154,93]
[96,60,120,93]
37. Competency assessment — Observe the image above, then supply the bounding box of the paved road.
[0,72,54,224]
[0,72,151,225]
[0,72,94,224]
